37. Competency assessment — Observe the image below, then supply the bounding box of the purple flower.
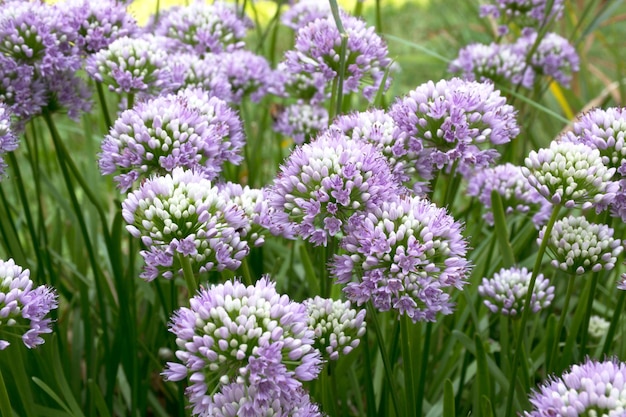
[282,0,332,30]
[85,35,173,95]
[0,258,58,350]
[267,129,399,245]
[304,296,366,361]
[539,215,623,275]
[100,88,244,192]
[162,277,322,416]
[389,78,519,174]
[522,141,618,209]
[466,163,552,227]
[0,55,47,122]
[168,53,235,102]
[218,182,271,247]
[480,0,565,28]
[154,2,251,56]
[273,101,329,145]
[478,267,554,316]
[0,104,18,178]
[331,195,471,322]
[525,358,626,416]
[121,168,250,281]
[516,30,579,87]
[282,13,392,102]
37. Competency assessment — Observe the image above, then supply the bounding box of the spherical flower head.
[121,168,250,281]
[100,88,245,192]
[331,108,430,194]
[522,141,619,209]
[59,0,138,55]
[449,42,535,89]
[478,267,554,316]
[479,0,565,28]
[466,163,552,227]
[218,182,271,247]
[389,78,519,173]
[331,195,471,322]
[304,296,366,361]
[0,258,58,350]
[515,30,579,87]
[85,35,172,95]
[588,315,610,340]
[0,104,18,178]
[267,129,399,246]
[169,53,235,103]
[162,277,322,416]
[0,54,47,122]
[281,0,332,30]
[154,2,251,56]
[525,358,626,417]
[282,14,392,101]
[273,101,329,145]
[539,215,623,275]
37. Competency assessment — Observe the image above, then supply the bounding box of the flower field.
[1,0,626,416]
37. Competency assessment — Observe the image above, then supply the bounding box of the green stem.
[0,367,13,417]
[415,322,432,417]
[179,254,197,295]
[328,0,348,120]
[602,289,626,356]
[549,276,576,373]
[95,81,113,129]
[504,204,561,417]
[579,271,600,358]
[400,314,416,417]
[127,93,135,110]
[240,257,254,286]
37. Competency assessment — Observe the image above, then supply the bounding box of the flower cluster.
[522,141,618,209]
[154,1,251,56]
[588,315,610,340]
[478,267,554,316]
[0,258,58,350]
[99,88,244,192]
[389,78,519,174]
[85,35,172,96]
[282,14,392,102]
[480,0,565,30]
[332,195,471,322]
[218,182,271,248]
[540,215,623,275]
[525,358,626,417]
[518,30,579,87]
[281,0,332,31]
[163,277,322,416]
[121,168,249,281]
[304,296,367,361]
[466,163,551,227]
[273,102,329,145]
[267,130,398,245]
[0,104,18,178]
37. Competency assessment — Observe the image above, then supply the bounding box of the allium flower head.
[154,2,251,56]
[100,88,244,192]
[273,101,329,145]
[218,182,271,247]
[522,141,618,209]
[267,129,399,245]
[539,215,622,275]
[85,35,172,95]
[163,277,322,416]
[389,78,519,173]
[170,53,234,102]
[304,296,366,361]
[282,14,392,101]
[331,108,430,193]
[588,315,610,340]
[467,163,552,227]
[478,267,554,316]
[0,104,18,178]
[331,195,471,322]
[525,358,626,417]
[517,30,579,87]
[0,259,58,350]
[480,0,565,29]
[121,168,250,281]
[0,54,47,121]
[281,0,332,30]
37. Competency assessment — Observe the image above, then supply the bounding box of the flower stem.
[504,204,561,417]
[416,322,432,417]
[178,254,197,295]
[548,275,575,373]
[579,271,600,358]
[400,314,416,417]
[0,366,13,417]
[95,81,113,129]
[602,289,626,356]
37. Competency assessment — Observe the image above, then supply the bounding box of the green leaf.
[490,191,516,268]
[443,379,455,417]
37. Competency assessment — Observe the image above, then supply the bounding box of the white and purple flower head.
[522,140,618,210]
[525,357,626,417]
[304,296,366,361]
[99,88,244,192]
[0,104,18,178]
[389,78,519,175]
[539,215,623,275]
[478,266,554,317]
[467,163,552,228]
[282,13,392,102]
[163,277,322,416]
[516,30,579,87]
[480,0,565,30]
[154,1,252,56]
[267,129,399,245]
[218,182,271,248]
[332,195,471,322]
[281,0,333,31]
[273,101,329,145]
[121,168,250,281]
[0,258,58,350]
